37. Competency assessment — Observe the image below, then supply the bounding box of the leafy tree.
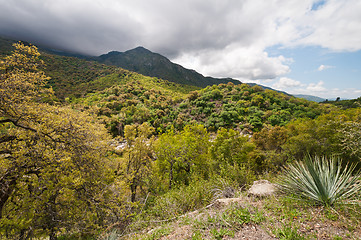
[0,42,50,217]
[252,125,289,172]
[119,123,154,202]
[253,125,288,153]
[154,125,210,189]
[153,128,181,190]
[210,128,255,185]
[0,43,113,239]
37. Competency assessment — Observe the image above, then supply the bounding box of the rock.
[248,180,276,197]
[210,197,245,209]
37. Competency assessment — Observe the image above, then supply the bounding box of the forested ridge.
[1,42,361,240]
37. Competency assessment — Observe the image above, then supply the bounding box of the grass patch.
[274,225,306,240]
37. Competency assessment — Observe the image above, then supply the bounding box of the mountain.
[0,36,332,100]
[0,37,199,100]
[0,36,17,55]
[95,46,241,88]
[293,94,325,102]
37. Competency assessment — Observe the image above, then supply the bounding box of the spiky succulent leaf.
[279,156,361,206]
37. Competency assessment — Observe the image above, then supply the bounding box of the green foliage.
[211,228,235,239]
[210,128,256,185]
[153,125,210,190]
[251,108,361,174]
[73,73,197,136]
[321,96,361,109]
[41,53,121,100]
[142,179,214,220]
[222,204,264,229]
[282,108,361,164]
[337,121,361,159]
[118,123,155,202]
[0,42,123,239]
[147,227,172,240]
[279,155,361,206]
[252,125,289,172]
[77,79,330,137]
[274,225,306,240]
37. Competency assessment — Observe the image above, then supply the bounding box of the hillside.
[96,46,242,87]
[118,189,361,240]
[0,38,198,101]
[42,53,122,99]
[0,36,325,102]
[0,37,17,55]
[75,78,333,136]
[321,97,361,109]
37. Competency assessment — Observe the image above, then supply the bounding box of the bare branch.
[0,135,16,144]
[0,118,36,132]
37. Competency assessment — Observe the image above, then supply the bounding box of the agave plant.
[279,155,361,206]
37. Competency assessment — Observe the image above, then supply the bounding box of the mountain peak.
[96,46,242,87]
[127,46,152,54]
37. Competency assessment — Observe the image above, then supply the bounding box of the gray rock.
[248,180,276,196]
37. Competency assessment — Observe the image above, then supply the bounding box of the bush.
[145,179,214,219]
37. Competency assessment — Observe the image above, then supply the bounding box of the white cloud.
[173,45,292,80]
[271,79,360,99]
[272,79,331,96]
[306,81,327,92]
[272,77,303,90]
[294,88,361,99]
[317,64,334,71]
[285,82,361,99]
[297,0,361,52]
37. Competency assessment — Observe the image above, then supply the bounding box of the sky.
[1,0,361,99]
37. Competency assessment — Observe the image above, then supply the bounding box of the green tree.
[210,128,255,184]
[120,122,154,202]
[153,128,181,190]
[0,43,114,239]
[252,125,289,172]
[154,125,210,189]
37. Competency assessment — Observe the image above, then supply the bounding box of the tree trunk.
[130,183,137,202]
[47,193,58,240]
[0,177,17,219]
[49,228,57,240]
[168,161,174,190]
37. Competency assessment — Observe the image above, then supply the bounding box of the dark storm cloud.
[0,0,258,56]
[1,0,360,86]
[0,0,145,55]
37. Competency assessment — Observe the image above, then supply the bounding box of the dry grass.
[114,191,361,240]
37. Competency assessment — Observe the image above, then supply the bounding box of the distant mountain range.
[0,36,325,100]
[293,94,325,102]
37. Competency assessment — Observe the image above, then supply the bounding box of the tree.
[119,122,154,202]
[0,42,50,219]
[154,125,210,189]
[252,125,289,172]
[153,128,180,190]
[0,43,113,239]
[210,128,255,184]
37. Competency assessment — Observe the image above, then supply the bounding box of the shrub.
[279,155,361,206]
[145,179,214,219]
